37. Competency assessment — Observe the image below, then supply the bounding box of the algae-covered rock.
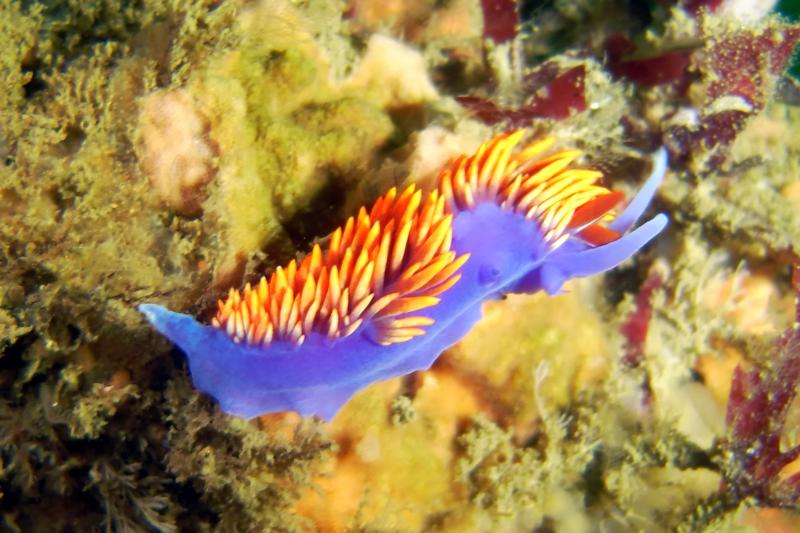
[2,0,800,530]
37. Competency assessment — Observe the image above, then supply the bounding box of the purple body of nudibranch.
[140,148,668,421]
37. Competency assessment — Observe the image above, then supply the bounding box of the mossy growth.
[450,375,721,531]
[0,0,446,528]
[164,377,332,530]
[178,5,399,284]
[295,377,464,531]
[2,0,798,529]
[444,283,615,427]
[0,0,343,529]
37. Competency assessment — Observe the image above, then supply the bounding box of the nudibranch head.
[140,129,667,421]
[439,131,622,249]
[433,130,668,295]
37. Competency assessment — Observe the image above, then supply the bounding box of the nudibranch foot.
[140,131,668,421]
[139,300,483,420]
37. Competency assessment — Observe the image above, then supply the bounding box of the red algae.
[457,64,588,125]
[605,33,693,86]
[479,0,519,43]
[722,265,800,505]
[664,19,800,167]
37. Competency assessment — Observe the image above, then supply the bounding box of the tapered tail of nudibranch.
[139,129,668,421]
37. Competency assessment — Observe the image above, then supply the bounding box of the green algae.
[0,0,340,528]
[177,7,397,278]
[164,377,332,531]
[311,379,463,531]
[389,394,416,425]
[447,287,616,425]
[451,377,722,532]
[0,0,436,528]
[661,161,800,259]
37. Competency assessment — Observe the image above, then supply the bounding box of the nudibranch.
[140,130,668,421]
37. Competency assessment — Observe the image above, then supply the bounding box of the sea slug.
[140,130,668,421]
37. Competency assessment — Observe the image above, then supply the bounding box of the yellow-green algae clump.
[135,0,417,296]
[0,0,407,529]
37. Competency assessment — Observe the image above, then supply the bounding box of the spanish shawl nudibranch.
[140,131,668,421]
